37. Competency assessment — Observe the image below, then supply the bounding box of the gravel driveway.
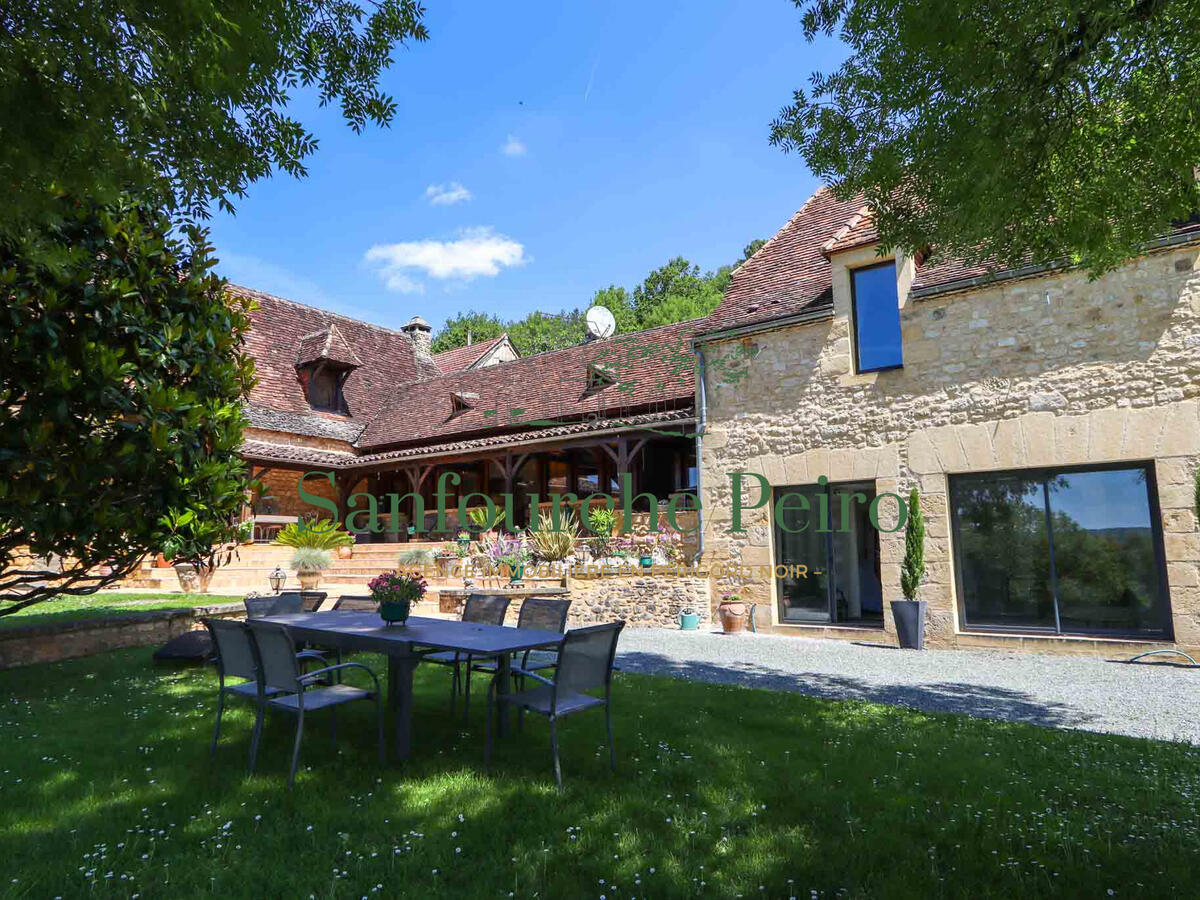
[615,629,1200,745]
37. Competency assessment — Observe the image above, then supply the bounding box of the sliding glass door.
[950,463,1171,639]
[773,480,884,626]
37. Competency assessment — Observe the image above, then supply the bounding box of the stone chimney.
[402,315,432,358]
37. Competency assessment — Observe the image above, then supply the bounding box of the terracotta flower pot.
[153,552,173,569]
[297,571,322,591]
[717,600,749,634]
[337,544,354,559]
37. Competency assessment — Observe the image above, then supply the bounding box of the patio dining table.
[258,611,565,761]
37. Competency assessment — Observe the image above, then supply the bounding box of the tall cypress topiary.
[900,487,925,602]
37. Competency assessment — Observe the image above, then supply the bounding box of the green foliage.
[0,194,254,613]
[430,312,505,355]
[584,507,618,558]
[290,547,332,572]
[465,508,491,531]
[900,488,925,601]
[398,548,435,567]
[0,1,429,235]
[770,0,1200,276]
[740,238,767,262]
[431,254,735,356]
[273,518,354,550]
[528,512,580,561]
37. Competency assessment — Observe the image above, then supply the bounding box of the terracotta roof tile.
[357,319,701,450]
[431,334,508,374]
[234,285,425,425]
[294,323,363,368]
[821,208,878,257]
[702,187,870,334]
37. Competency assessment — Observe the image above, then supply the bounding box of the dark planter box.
[891,599,927,650]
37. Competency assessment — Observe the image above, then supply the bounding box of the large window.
[773,480,884,627]
[950,464,1171,639]
[850,261,903,373]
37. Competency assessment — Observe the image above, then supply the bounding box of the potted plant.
[369,569,427,626]
[486,533,531,583]
[272,516,354,559]
[892,487,927,650]
[635,534,654,569]
[236,519,255,545]
[435,544,457,578]
[528,511,579,566]
[456,529,472,555]
[717,592,749,634]
[291,547,332,591]
[584,507,616,559]
[466,507,495,541]
[678,606,700,630]
[159,509,238,594]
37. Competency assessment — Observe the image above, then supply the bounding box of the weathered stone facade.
[566,573,710,628]
[699,244,1200,656]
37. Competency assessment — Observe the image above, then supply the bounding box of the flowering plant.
[368,569,427,604]
[485,533,532,571]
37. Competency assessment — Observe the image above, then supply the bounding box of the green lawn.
[0,593,243,629]
[0,648,1197,898]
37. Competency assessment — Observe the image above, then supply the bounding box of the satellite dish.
[585,305,617,340]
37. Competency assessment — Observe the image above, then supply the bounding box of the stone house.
[693,187,1200,657]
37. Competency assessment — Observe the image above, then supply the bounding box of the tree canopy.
[0,195,255,612]
[770,0,1200,275]
[0,0,428,233]
[431,249,757,357]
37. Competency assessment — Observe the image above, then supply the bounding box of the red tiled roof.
[357,319,701,450]
[294,323,363,369]
[702,187,870,334]
[235,285,425,424]
[431,334,508,374]
[821,207,878,257]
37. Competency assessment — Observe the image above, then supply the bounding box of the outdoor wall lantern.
[268,566,287,593]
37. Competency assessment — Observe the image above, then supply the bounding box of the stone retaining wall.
[0,603,243,669]
[565,572,710,627]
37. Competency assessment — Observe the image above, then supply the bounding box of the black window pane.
[851,263,903,372]
[1047,468,1169,636]
[953,474,1056,630]
[774,485,830,623]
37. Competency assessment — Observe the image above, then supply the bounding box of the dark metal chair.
[332,594,378,611]
[243,591,327,617]
[485,621,624,789]
[424,593,511,721]
[247,620,384,789]
[471,597,571,685]
[202,618,327,772]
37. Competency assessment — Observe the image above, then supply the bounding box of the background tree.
[0,195,255,613]
[507,310,587,356]
[0,0,428,234]
[740,238,767,262]
[770,0,1200,275]
[430,311,505,354]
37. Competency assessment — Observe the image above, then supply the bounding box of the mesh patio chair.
[202,618,329,772]
[332,594,378,611]
[243,591,329,617]
[485,621,625,789]
[247,620,384,789]
[424,593,511,721]
[471,597,571,687]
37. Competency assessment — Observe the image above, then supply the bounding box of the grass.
[0,593,243,630]
[0,648,1198,898]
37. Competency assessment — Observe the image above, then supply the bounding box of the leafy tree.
[508,310,586,356]
[632,257,724,325]
[0,0,429,233]
[900,487,924,601]
[430,311,505,354]
[589,285,639,333]
[770,0,1200,275]
[0,194,255,613]
[740,238,767,262]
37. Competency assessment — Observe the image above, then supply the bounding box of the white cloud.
[424,182,472,206]
[365,227,527,293]
[501,134,527,157]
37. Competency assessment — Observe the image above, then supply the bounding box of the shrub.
[273,518,354,550]
[397,548,435,568]
[529,512,579,561]
[900,487,925,601]
[584,507,617,557]
[290,547,332,573]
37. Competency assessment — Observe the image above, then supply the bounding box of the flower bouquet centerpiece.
[368,569,427,626]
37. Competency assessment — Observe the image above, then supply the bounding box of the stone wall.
[0,603,242,669]
[566,572,710,628]
[699,244,1200,656]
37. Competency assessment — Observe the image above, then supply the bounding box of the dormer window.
[303,364,349,413]
[586,363,617,391]
[451,391,478,416]
[850,261,903,373]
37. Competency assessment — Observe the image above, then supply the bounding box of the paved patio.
[616,629,1200,745]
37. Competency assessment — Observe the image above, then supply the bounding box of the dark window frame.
[304,363,350,415]
[849,259,904,375]
[948,460,1173,640]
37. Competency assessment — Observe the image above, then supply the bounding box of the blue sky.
[207,0,846,332]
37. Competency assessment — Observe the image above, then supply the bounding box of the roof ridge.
[227,283,413,339]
